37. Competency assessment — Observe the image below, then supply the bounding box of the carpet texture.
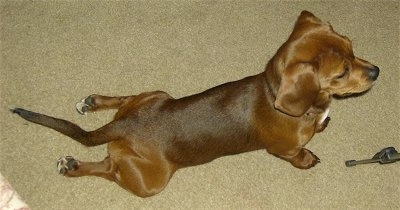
[1,1,399,209]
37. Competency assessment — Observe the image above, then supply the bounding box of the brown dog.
[11,11,379,197]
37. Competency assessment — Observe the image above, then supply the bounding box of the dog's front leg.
[287,148,320,169]
[272,148,320,169]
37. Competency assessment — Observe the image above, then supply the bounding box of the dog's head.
[270,11,379,117]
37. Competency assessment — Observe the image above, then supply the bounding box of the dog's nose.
[368,65,379,81]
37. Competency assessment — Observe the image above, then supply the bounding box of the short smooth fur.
[12,11,379,197]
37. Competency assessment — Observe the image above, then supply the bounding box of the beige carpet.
[1,1,399,209]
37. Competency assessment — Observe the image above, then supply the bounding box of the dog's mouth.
[334,91,367,99]
[333,83,376,99]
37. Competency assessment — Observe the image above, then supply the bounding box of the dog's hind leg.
[114,156,176,197]
[105,140,178,197]
[57,154,175,197]
[57,156,116,181]
[76,95,136,115]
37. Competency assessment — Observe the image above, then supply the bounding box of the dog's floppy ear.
[297,11,322,25]
[274,63,320,117]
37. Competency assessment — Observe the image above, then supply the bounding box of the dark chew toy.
[345,147,400,167]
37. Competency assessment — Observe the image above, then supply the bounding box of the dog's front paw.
[288,149,320,169]
[57,156,78,175]
[75,95,95,115]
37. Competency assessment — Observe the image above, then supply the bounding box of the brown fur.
[12,11,379,197]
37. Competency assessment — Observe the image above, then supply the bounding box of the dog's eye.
[336,65,350,79]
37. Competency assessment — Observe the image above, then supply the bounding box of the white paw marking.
[57,156,76,175]
[75,98,89,115]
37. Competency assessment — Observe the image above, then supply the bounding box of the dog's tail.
[11,108,117,147]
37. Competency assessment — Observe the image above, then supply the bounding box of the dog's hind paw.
[75,95,94,115]
[57,156,78,175]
